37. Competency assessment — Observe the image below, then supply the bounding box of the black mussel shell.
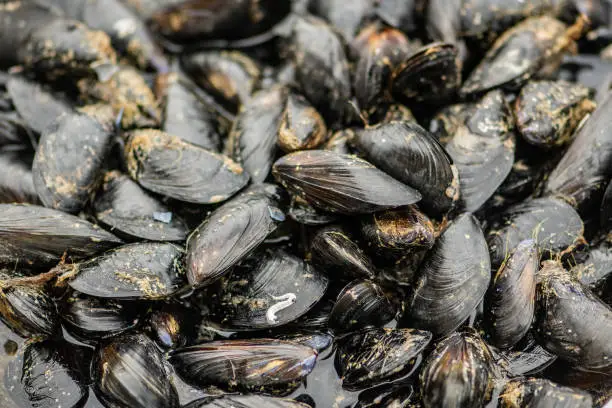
[7,340,90,408]
[62,295,140,340]
[278,91,327,153]
[335,328,432,390]
[461,16,582,96]
[147,303,192,349]
[535,261,612,373]
[354,384,420,408]
[279,332,333,353]
[69,242,185,300]
[310,225,376,280]
[289,299,334,331]
[0,153,40,205]
[499,378,593,408]
[329,280,396,335]
[212,249,328,330]
[444,90,516,213]
[406,213,490,336]
[93,171,189,242]
[124,129,249,204]
[571,241,612,298]
[288,196,337,226]
[308,0,374,41]
[354,121,458,216]
[77,66,161,129]
[544,91,612,214]
[272,150,422,215]
[391,42,462,104]
[170,339,317,392]
[419,329,495,408]
[5,75,72,135]
[499,336,557,378]
[94,333,179,408]
[484,239,538,349]
[429,102,475,142]
[375,0,420,34]
[487,197,584,269]
[186,184,284,287]
[0,204,122,267]
[180,50,261,114]
[290,16,352,124]
[184,395,310,408]
[161,73,225,151]
[229,86,286,183]
[514,80,595,148]
[32,111,113,213]
[0,284,58,338]
[0,112,33,152]
[18,18,117,81]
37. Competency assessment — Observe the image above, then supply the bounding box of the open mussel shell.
[186,184,285,287]
[62,295,140,340]
[535,260,612,373]
[180,50,261,114]
[272,150,422,215]
[444,90,516,213]
[0,204,122,267]
[5,75,72,134]
[124,129,249,204]
[0,153,40,205]
[278,91,327,153]
[335,328,432,391]
[0,284,58,338]
[310,225,376,280]
[94,333,179,408]
[514,80,595,148]
[170,339,317,393]
[419,329,495,408]
[93,171,189,242]
[487,197,584,269]
[484,239,538,349]
[328,280,396,335]
[391,42,462,104]
[405,213,490,336]
[212,249,328,330]
[544,91,612,214]
[461,16,582,96]
[32,111,113,213]
[499,378,593,408]
[184,395,310,408]
[7,340,90,408]
[69,242,185,300]
[354,121,458,216]
[228,86,285,183]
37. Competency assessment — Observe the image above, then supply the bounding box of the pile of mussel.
[0,0,610,407]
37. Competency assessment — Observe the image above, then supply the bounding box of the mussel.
[499,378,593,408]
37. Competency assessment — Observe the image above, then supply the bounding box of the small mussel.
[499,378,593,408]
[93,170,189,242]
[184,395,310,408]
[69,242,185,300]
[212,249,328,330]
[0,204,122,267]
[310,225,376,280]
[124,129,249,204]
[354,121,458,216]
[94,333,179,408]
[0,153,40,205]
[229,86,286,183]
[487,197,584,269]
[62,294,140,340]
[335,328,432,390]
[272,150,422,215]
[0,283,59,338]
[170,339,317,393]
[444,90,516,212]
[181,50,261,114]
[484,239,538,349]
[186,184,285,287]
[419,329,495,408]
[278,91,327,152]
[535,260,612,373]
[514,80,595,148]
[32,111,114,213]
[328,280,396,335]
[461,16,586,95]
[405,213,490,336]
